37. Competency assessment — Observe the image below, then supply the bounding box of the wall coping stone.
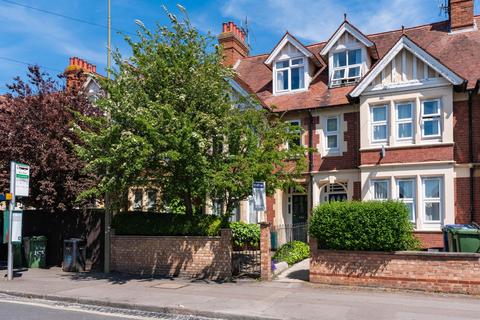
[316,249,480,259]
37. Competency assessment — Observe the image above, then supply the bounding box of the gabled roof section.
[349,35,465,98]
[264,32,318,66]
[320,21,375,56]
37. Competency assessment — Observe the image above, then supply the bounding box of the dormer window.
[331,49,362,86]
[275,58,306,93]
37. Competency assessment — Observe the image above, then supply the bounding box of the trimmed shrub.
[272,241,310,265]
[112,212,222,236]
[309,201,420,251]
[230,222,260,250]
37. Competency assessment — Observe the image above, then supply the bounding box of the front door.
[292,195,308,242]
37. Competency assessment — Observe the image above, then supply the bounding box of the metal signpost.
[7,161,30,280]
[252,181,266,223]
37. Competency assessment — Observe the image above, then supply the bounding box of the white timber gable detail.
[350,36,465,98]
[265,33,319,95]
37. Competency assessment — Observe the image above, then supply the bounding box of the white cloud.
[0,4,105,65]
[222,0,435,43]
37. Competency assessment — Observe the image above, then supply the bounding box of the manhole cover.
[151,283,188,289]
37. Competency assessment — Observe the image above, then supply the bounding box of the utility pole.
[7,162,15,280]
[104,0,112,274]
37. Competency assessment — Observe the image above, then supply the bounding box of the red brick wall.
[353,181,361,200]
[310,111,359,171]
[455,177,471,224]
[449,0,474,30]
[260,223,272,281]
[310,242,480,295]
[414,231,444,249]
[360,145,453,165]
[453,100,470,163]
[474,175,480,224]
[111,229,232,279]
[473,95,480,163]
[266,195,275,224]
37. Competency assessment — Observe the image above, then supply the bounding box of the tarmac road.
[0,295,221,320]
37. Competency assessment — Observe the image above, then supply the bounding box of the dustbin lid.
[31,236,47,241]
[443,224,477,231]
[450,229,480,235]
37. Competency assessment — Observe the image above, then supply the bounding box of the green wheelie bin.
[450,228,480,253]
[23,236,47,268]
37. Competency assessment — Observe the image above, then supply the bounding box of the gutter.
[308,110,314,215]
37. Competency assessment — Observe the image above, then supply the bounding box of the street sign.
[14,163,30,197]
[252,181,266,211]
[11,210,22,243]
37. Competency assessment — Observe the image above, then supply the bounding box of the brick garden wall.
[309,239,480,295]
[111,229,232,280]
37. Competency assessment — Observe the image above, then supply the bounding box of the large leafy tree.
[0,66,97,210]
[77,7,306,217]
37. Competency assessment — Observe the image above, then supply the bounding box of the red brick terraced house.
[219,0,480,249]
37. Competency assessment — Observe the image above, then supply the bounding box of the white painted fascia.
[227,78,250,98]
[362,78,450,96]
[320,22,374,56]
[265,33,313,65]
[350,36,465,98]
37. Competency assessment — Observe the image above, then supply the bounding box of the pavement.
[274,259,309,283]
[1,267,480,320]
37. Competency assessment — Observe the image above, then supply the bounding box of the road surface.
[0,294,219,320]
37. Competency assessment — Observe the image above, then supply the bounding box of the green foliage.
[112,212,222,236]
[230,222,260,249]
[272,241,310,266]
[75,6,306,217]
[309,201,421,251]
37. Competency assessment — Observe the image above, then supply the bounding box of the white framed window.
[133,190,143,211]
[274,58,305,93]
[421,99,441,138]
[371,105,388,143]
[331,49,362,86]
[397,179,415,223]
[372,180,389,200]
[422,177,442,223]
[396,102,413,140]
[286,119,302,150]
[325,116,339,151]
[146,190,157,212]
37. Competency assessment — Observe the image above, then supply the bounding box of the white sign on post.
[14,163,30,197]
[11,210,22,243]
[252,181,266,211]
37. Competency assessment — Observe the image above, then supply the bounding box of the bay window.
[325,116,339,151]
[421,100,441,138]
[372,180,389,200]
[371,105,388,143]
[331,49,362,86]
[397,179,415,222]
[396,102,413,140]
[275,58,305,93]
[422,178,442,222]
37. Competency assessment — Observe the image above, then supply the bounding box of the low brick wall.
[310,239,480,295]
[111,229,232,280]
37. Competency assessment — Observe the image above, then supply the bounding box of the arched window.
[320,183,348,203]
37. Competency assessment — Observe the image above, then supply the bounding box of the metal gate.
[232,245,260,278]
[270,223,308,250]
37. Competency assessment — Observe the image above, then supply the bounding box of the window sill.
[273,88,308,96]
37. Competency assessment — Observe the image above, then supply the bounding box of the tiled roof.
[235,17,480,112]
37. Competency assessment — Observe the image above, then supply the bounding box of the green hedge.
[230,222,260,250]
[309,201,420,251]
[112,212,222,236]
[272,241,310,265]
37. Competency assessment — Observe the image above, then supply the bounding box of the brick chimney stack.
[218,22,249,67]
[449,0,475,32]
[64,57,97,89]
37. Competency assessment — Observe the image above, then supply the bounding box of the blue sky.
[1,0,479,93]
